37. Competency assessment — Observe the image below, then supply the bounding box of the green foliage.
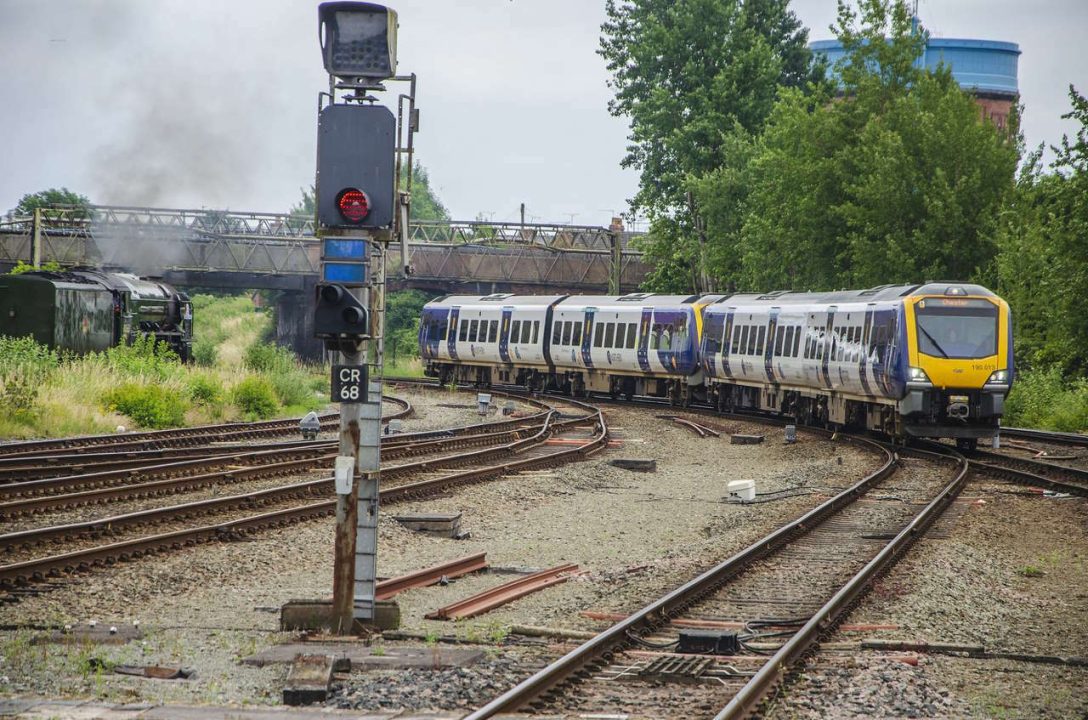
[8,260,62,275]
[995,86,1088,376]
[385,290,433,361]
[232,376,279,419]
[103,383,187,428]
[600,0,820,290]
[191,337,218,366]
[1003,366,1088,433]
[244,342,296,374]
[0,335,59,419]
[402,161,450,222]
[12,187,91,218]
[687,0,1018,293]
[104,334,180,379]
[187,374,223,405]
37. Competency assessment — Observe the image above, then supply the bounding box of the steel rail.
[714,446,968,719]
[0,409,555,502]
[0,413,568,520]
[0,396,413,458]
[0,399,606,591]
[375,552,489,601]
[461,434,894,720]
[965,448,1088,497]
[425,563,579,620]
[1000,426,1088,447]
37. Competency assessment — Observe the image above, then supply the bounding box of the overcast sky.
[1,0,1085,228]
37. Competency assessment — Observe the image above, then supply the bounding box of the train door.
[499,307,513,364]
[764,308,779,382]
[447,306,460,360]
[636,307,652,372]
[721,310,736,379]
[821,306,837,388]
[860,306,876,396]
[580,308,596,368]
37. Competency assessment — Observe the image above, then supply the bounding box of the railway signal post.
[312,1,416,633]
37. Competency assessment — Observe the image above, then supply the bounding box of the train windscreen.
[915,298,998,359]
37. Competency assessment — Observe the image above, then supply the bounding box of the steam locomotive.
[0,269,193,361]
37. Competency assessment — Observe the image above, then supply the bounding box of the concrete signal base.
[280,599,401,633]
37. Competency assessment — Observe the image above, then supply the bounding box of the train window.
[791,327,800,357]
[489,320,498,343]
[522,322,532,344]
[459,319,468,342]
[472,320,482,342]
[784,327,794,357]
[731,326,741,354]
[604,323,615,348]
[739,326,750,355]
[511,320,521,343]
[558,322,569,346]
[775,326,785,356]
[552,322,562,344]
[615,323,626,348]
[649,323,660,350]
[817,334,824,360]
[627,323,637,349]
[594,323,604,348]
[572,322,583,346]
[532,321,539,344]
[756,326,766,355]
[439,317,449,341]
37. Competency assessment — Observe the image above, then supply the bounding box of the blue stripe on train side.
[764,308,779,382]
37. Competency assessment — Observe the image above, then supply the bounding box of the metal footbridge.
[0,205,649,294]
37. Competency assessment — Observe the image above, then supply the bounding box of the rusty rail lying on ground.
[375,553,489,601]
[425,563,579,620]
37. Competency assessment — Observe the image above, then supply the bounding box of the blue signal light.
[322,262,369,285]
[323,238,369,261]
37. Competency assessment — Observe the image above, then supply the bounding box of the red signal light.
[336,188,370,223]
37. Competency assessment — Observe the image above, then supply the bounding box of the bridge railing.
[0,205,648,288]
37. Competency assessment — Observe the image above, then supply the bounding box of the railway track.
[962,446,1088,497]
[0,396,412,460]
[0,391,607,599]
[1001,426,1088,447]
[463,441,968,719]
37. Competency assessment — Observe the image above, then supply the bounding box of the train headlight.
[908,366,932,384]
[987,369,1009,385]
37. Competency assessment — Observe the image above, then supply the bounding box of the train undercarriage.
[426,361,1000,450]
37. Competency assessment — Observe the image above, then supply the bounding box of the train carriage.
[420,282,1013,448]
[700,283,1012,447]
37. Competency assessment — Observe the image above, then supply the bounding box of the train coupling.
[947,395,970,419]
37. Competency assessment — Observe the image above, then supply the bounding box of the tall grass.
[0,294,329,439]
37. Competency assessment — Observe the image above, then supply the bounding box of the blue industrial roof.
[810,36,1020,97]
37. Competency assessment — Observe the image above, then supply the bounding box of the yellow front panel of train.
[905,296,1009,390]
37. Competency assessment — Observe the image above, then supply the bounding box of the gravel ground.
[766,474,1088,719]
[0,393,878,713]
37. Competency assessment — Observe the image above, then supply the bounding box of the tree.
[12,187,91,219]
[600,0,821,291]
[704,0,1018,292]
[995,86,1088,375]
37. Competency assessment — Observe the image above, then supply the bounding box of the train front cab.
[898,287,1013,449]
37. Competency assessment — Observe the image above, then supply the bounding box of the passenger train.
[419,283,1013,449]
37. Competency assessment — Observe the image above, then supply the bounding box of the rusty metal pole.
[331,299,365,633]
[31,207,42,268]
